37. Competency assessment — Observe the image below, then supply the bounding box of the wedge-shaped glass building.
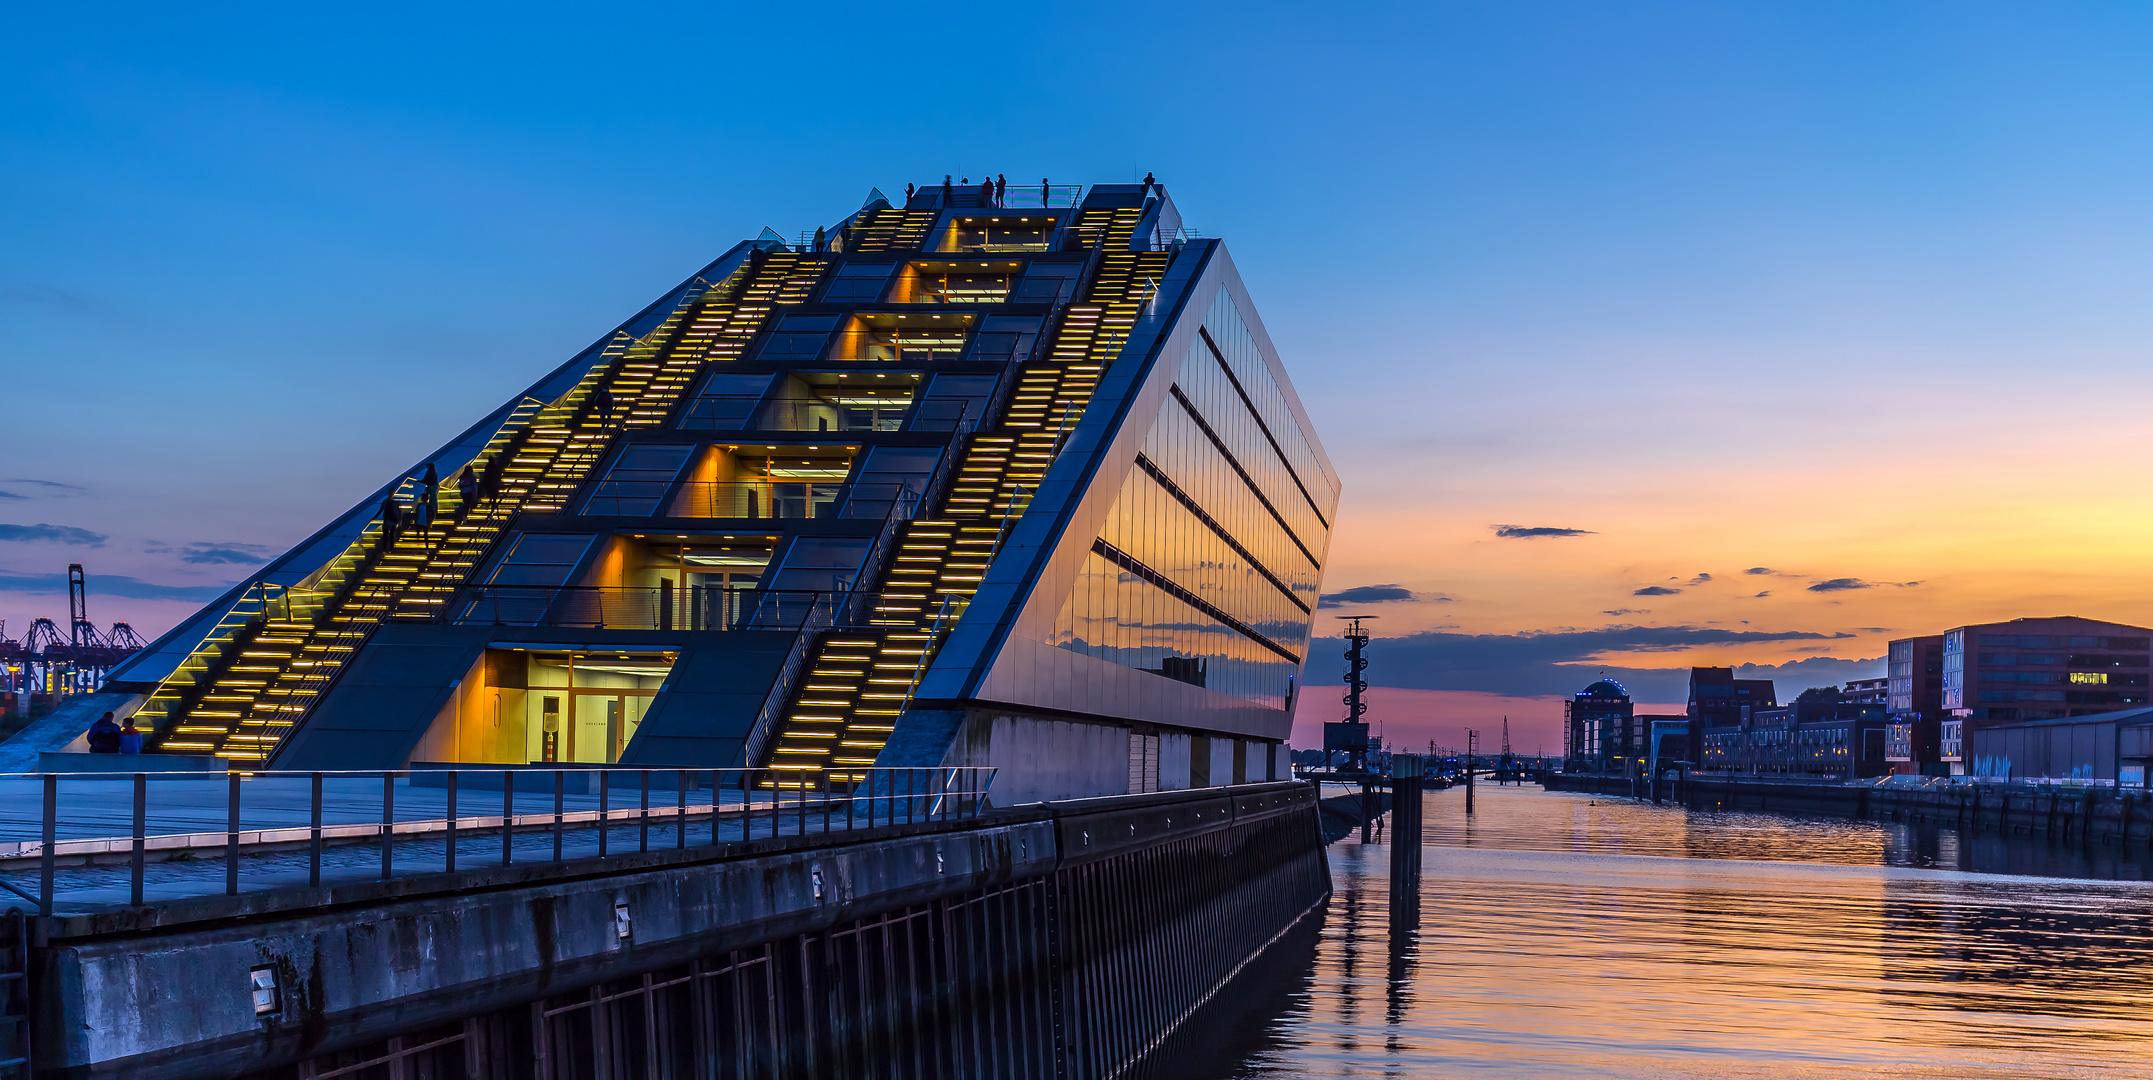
[103,181,1337,801]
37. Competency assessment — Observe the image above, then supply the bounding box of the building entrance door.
[572,692,649,762]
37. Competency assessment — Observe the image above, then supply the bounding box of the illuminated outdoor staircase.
[846,206,940,252]
[144,249,832,761]
[760,209,1167,780]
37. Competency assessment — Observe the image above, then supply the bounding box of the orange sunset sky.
[8,5,2153,759]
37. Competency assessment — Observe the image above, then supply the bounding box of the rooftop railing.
[971,184,1084,209]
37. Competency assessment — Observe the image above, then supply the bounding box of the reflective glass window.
[1041,292,1335,709]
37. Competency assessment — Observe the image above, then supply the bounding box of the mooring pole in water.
[1360,778,1375,843]
[1466,729,1478,815]
[1391,755,1424,888]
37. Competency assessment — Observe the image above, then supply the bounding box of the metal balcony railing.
[580,480,922,520]
[673,395,978,434]
[449,586,844,632]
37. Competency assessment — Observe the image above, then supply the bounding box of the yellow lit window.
[2070,672,2108,685]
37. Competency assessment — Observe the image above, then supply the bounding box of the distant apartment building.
[1841,678,1888,705]
[1639,714,1688,766]
[1683,667,1777,766]
[1884,635,1946,775]
[1888,616,2153,776]
[1700,685,1891,778]
[1563,678,1635,772]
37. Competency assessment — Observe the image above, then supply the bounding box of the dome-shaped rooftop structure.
[1578,678,1629,698]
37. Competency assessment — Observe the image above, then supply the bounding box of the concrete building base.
[881,705,1285,804]
[29,782,1328,1080]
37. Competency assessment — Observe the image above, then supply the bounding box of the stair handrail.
[740,595,837,769]
[889,408,1077,717]
[837,479,923,629]
[936,402,1084,628]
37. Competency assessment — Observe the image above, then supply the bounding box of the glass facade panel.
[1051,551,1297,708]
[583,444,693,516]
[1045,293,1334,708]
[485,534,595,586]
[1200,293,1338,535]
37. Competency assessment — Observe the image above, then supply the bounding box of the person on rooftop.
[378,493,403,548]
[86,711,121,754]
[979,178,994,206]
[1041,178,1051,206]
[118,718,143,755]
[996,174,1007,206]
[457,464,480,513]
[418,462,439,529]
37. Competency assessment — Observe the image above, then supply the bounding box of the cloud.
[0,478,87,500]
[1733,656,1889,695]
[1493,525,1595,539]
[1633,585,1681,596]
[1602,608,1647,616]
[0,284,91,309]
[1752,591,1771,598]
[0,569,234,602]
[1806,578,1920,593]
[177,542,277,566]
[1322,624,1868,700]
[1319,583,1417,607]
[1808,578,1871,592]
[0,523,108,546]
[1687,573,1713,585]
[1744,567,1775,576]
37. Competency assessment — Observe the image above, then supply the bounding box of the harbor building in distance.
[88,180,1337,802]
[1885,615,2153,777]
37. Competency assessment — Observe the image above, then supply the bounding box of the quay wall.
[31,781,1329,1080]
[1546,773,2153,847]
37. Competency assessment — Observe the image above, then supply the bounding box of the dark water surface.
[1159,783,2153,1078]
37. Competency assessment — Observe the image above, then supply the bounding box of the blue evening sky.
[7,3,2153,729]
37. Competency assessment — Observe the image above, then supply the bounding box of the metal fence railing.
[579,479,913,521]
[448,586,842,631]
[0,765,996,915]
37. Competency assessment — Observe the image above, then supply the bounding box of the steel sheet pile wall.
[198,785,1328,1080]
